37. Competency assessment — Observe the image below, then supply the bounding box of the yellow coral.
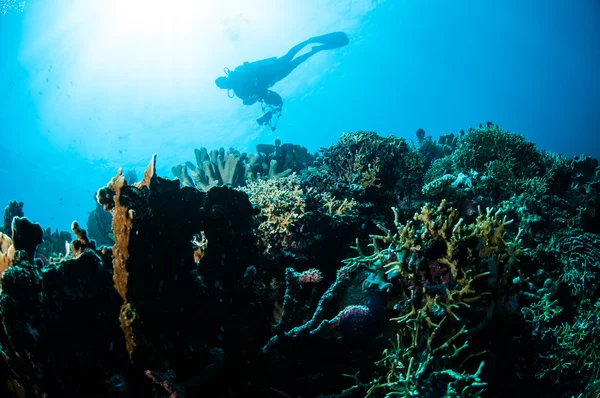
[349,199,525,397]
[320,192,358,216]
[238,174,307,251]
[0,232,14,279]
[97,154,157,359]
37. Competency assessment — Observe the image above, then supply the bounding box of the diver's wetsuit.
[217,32,349,130]
[226,59,283,114]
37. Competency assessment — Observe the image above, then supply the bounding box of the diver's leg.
[270,49,320,83]
[289,49,321,68]
[279,40,313,63]
[269,32,349,84]
[273,48,321,81]
[279,32,348,63]
[307,32,349,49]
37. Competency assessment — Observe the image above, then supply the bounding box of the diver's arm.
[234,75,263,105]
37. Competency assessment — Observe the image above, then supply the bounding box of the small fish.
[46,77,48,83]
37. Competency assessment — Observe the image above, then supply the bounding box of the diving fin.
[309,32,349,50]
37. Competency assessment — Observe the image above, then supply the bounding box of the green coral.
[422,122,553,201]
[452,123,542,181]
[322,131,426,193]
[532,299,600,386]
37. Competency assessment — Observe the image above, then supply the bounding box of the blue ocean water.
[1,0,599,233]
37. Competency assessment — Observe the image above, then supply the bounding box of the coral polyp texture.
[0,123,599,397]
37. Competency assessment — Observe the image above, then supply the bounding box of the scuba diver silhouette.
[215,32,349,131]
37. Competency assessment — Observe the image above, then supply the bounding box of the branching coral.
[530,298,600,385]
[421,122,577,207]
[238,174,308,254]
[555,231,600,296]
[522,231,600,388]
[319,192,358,217]
[239,174,361,256]
[263,266,371,353]
[321,130,426,194]
[344,199,524,396]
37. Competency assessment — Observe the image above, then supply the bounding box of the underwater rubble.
[0,122,599,397]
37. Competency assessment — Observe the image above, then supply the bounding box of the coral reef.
[1,200,23,236]
[171,139,317,192]
[0,123,599,397]
[86,201,114,246]
[238,173,360,260]
[344,200,525,396]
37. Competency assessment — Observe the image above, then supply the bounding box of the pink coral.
[298,268,323,284]
[329,305,370,329]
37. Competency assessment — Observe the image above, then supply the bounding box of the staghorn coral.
[0,122,598,397]
[526,298,600,388]
[518,229,600,391]
[344,200,524,397]
[238,174,308,255]
[239,173,362,258]
[319,192,358,218]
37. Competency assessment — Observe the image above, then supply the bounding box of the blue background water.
[1,0,599,234]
